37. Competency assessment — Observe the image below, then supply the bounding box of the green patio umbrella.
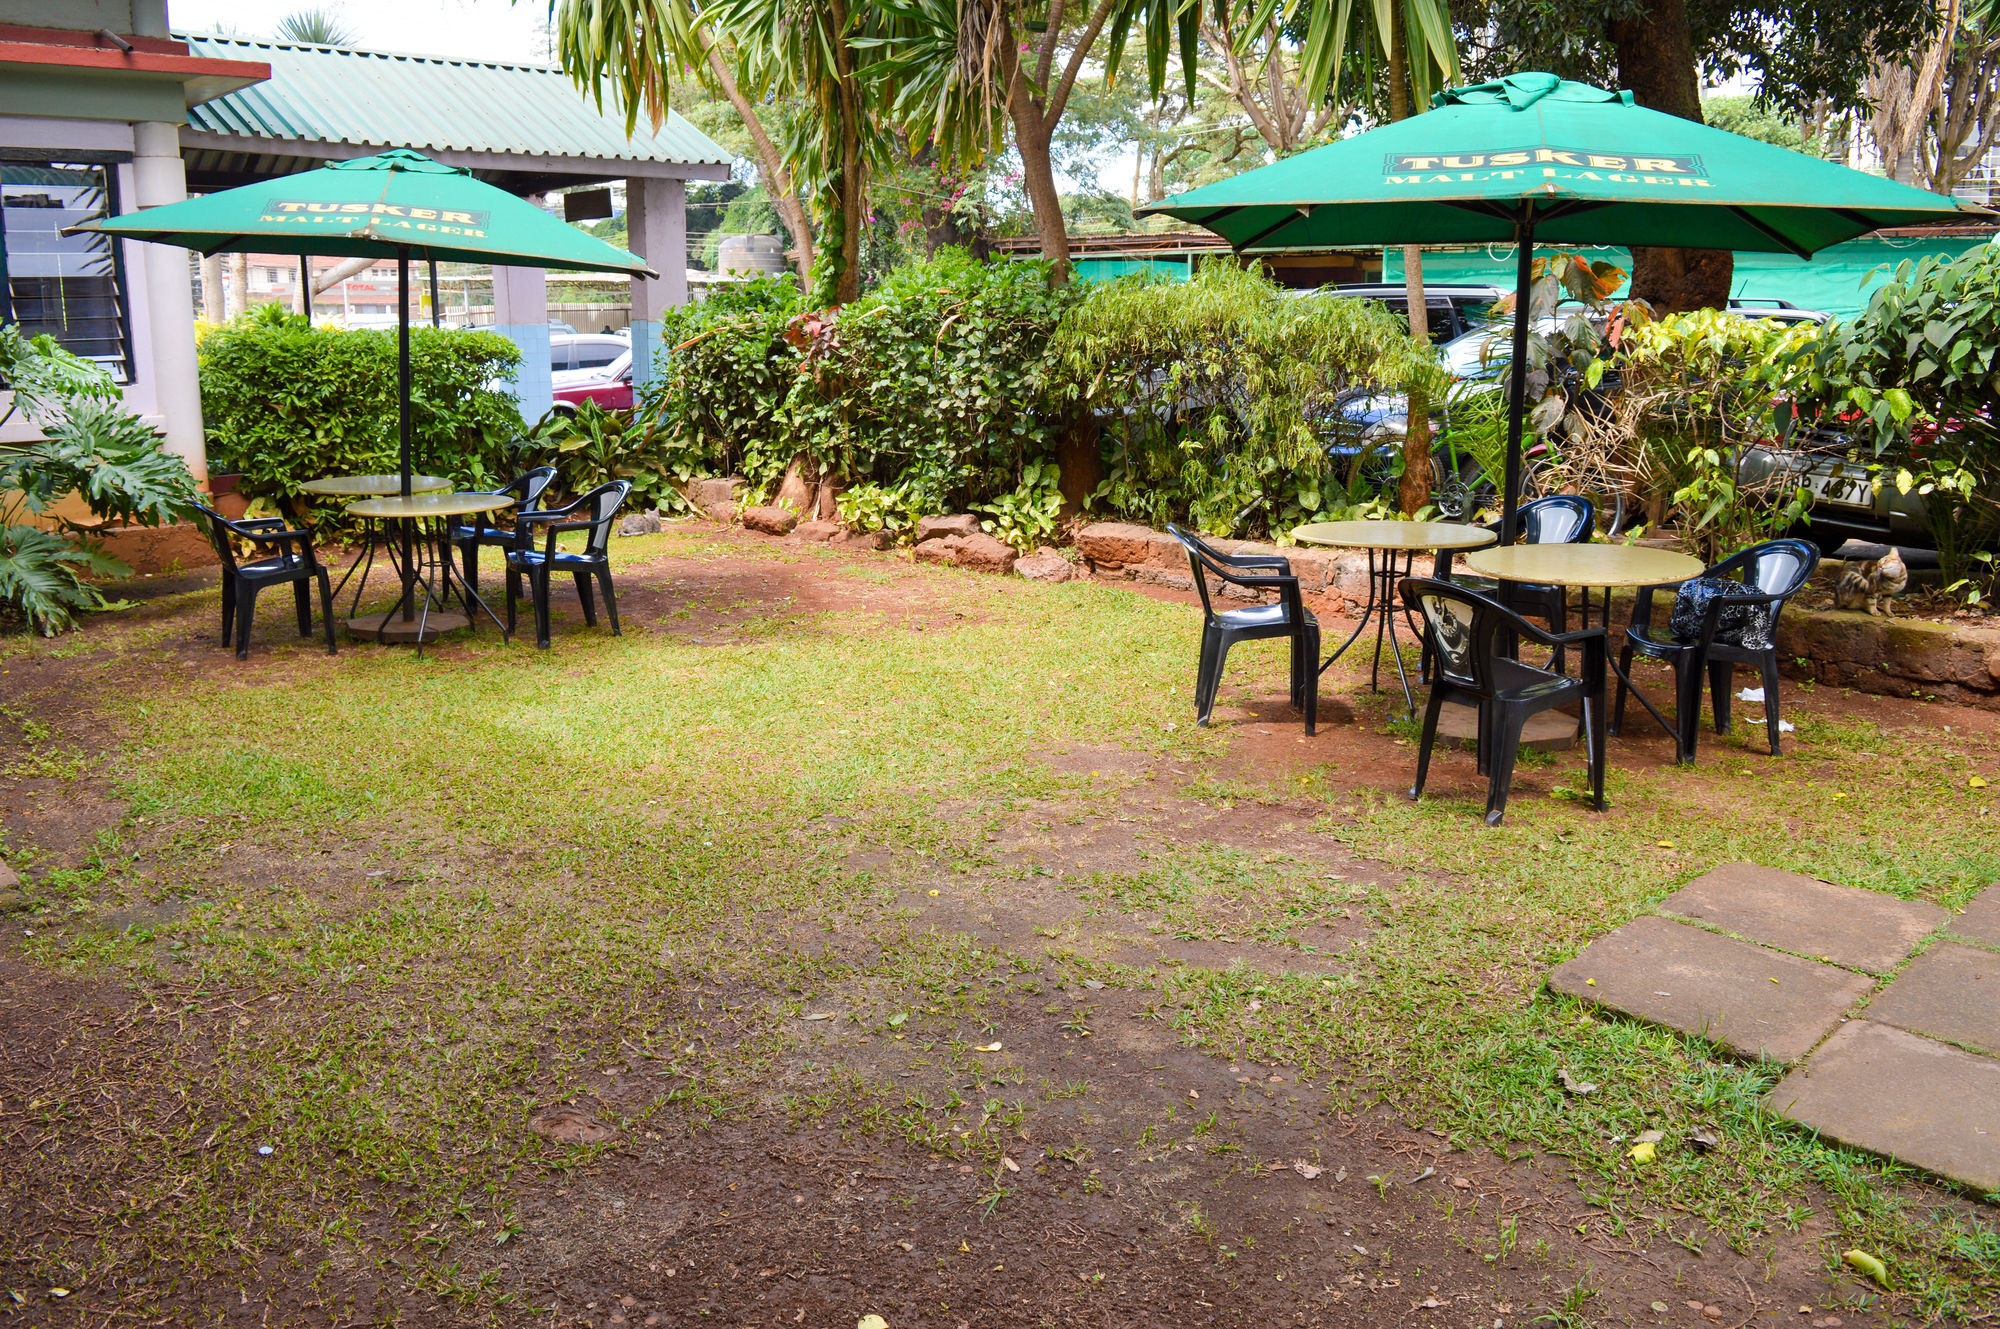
[77,148,657,498]
[1137,72,1985,541]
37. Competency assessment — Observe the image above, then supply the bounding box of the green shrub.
[523,401,716,516]
[0,325,199,633]
[779,250,1075,504]
[1049,261,1444,539]
[198,316,525,518]
[646,274,804,483]
[1806,247,2000,594]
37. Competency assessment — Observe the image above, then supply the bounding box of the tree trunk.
[1612,0,1733,311]
[705,43,815,286]
[1001,39,1071,282]
[1390,11,1436,518]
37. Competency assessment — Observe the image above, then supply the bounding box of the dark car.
[1312,283,1507,343]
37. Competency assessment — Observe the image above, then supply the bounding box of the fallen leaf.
[1557,1069,1598,1096]
[1628,1141,1656,1164]
[958,1240,970,1253]
[886,1013,908,1027]
[1702,1306,1723,1322]
[927,889,940,897]
[48,1289,70,1299]
[1585,978,1597,987]
[1450,1176,1472,1189]
[1651,1303,1668,1314]
[803,1012,836,1021]
[1687,1128,1721,1152]
[1081,979,1104,990]
[1842,1249,1889,1287]
[1969,776,1988,788]
[1291,1160,1323,1179]
[1334,1167,1347,1182]
[857,1316,889,1329]
[1000,1157,1019,1173]
[974,1041,1002,1052]
[1412,1166,1435,1183]
[1246,999,1263,1013]
[1656,840,1675,848]
[527,1105,615,1146]
[1187,1089,1199,1099]
[1634,1130,1665,1145]
[1832,791,1848,800]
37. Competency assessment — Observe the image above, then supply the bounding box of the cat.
[1834,548,1908,616]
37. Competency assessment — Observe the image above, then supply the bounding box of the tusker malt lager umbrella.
[76,148,658,498]
[1138,72,1985,541]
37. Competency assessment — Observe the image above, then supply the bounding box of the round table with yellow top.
[342,492,515,654]
[297,474,454,621]
[1463,542,1707,744]
[1292,519,1498,714]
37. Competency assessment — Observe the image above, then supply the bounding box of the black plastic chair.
[451,466,557,601]
[1166,524,1320,735]
[192,502,336,661]
[1400,577,1607,825]
[1614,538,1819,763]
[1451,494,1595,671]
[505,480,632,649]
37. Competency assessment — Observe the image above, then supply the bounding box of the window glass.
[549,343,574,372]
[1,161,128,379]
[574,341,621,369]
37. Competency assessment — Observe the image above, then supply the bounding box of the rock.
[741,505,799,536]
[952,533,1018,575]
[688,476,743,510]
[913,536,962,565]
[0,860,19,891]
[0,889,27,914]
[1015,549,1075,583]
[838,530,892,551]
[618,512,662,536]
[1075,521,1180,573]
[914,513,981,543]
[775,460,815,514]
[792,520,840,542]
[527,1105,615,1146]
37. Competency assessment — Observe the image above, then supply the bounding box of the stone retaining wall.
[1779,611,2000,710]
[1072,521,1376,610]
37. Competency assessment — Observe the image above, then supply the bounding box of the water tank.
[716,233,787,278]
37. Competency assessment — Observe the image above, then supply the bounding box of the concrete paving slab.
[1765,1020,2000,1194]
[1657,862,1945,974]
[1863,942,2000,1056]
[1547,915,1872,1063]
[1950,883,2000,948]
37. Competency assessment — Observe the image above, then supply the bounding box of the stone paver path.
[1658,863,1946,973]
[1765,1021,2000,1194]
[1546,915,1872,1063]
[1552,871,2000,1193]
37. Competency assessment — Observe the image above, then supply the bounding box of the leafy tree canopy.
[1455,0,1937,114]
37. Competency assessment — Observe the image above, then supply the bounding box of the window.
[574,340,622,369]
[549,343,574,372]
[1,160,129,380]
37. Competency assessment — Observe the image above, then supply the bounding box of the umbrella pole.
[1500,216,1536,546]
[398,247,415,622]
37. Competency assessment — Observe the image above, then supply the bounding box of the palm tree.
[542,0,892,303]
[275,6,358,46]
[867,0,1199,282]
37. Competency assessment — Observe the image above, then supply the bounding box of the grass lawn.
[1,523,1996,1328]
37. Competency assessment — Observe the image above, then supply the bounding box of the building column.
[130,119,206,486]
[625,176,689,390]
[493,265,552,422]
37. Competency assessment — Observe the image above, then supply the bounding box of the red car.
[551,350,634,415]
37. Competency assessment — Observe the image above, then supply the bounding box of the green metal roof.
[179,34,731,169]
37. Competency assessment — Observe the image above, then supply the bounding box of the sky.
[170,0,552,65]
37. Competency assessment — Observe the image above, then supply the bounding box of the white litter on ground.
[1736,687,1766,702]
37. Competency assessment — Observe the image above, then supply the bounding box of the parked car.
[550,332,628,376]
[551,350,633,415]
[1309,283,1508,343]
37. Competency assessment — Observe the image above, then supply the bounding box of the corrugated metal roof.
[179,34,731,168]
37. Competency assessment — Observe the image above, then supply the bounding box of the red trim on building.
[0,24,189,55]
[0,29,268,83]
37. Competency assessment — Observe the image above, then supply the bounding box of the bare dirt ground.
[0,527,1989,1328]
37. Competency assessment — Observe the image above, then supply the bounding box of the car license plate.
[1807,464,1874,511]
